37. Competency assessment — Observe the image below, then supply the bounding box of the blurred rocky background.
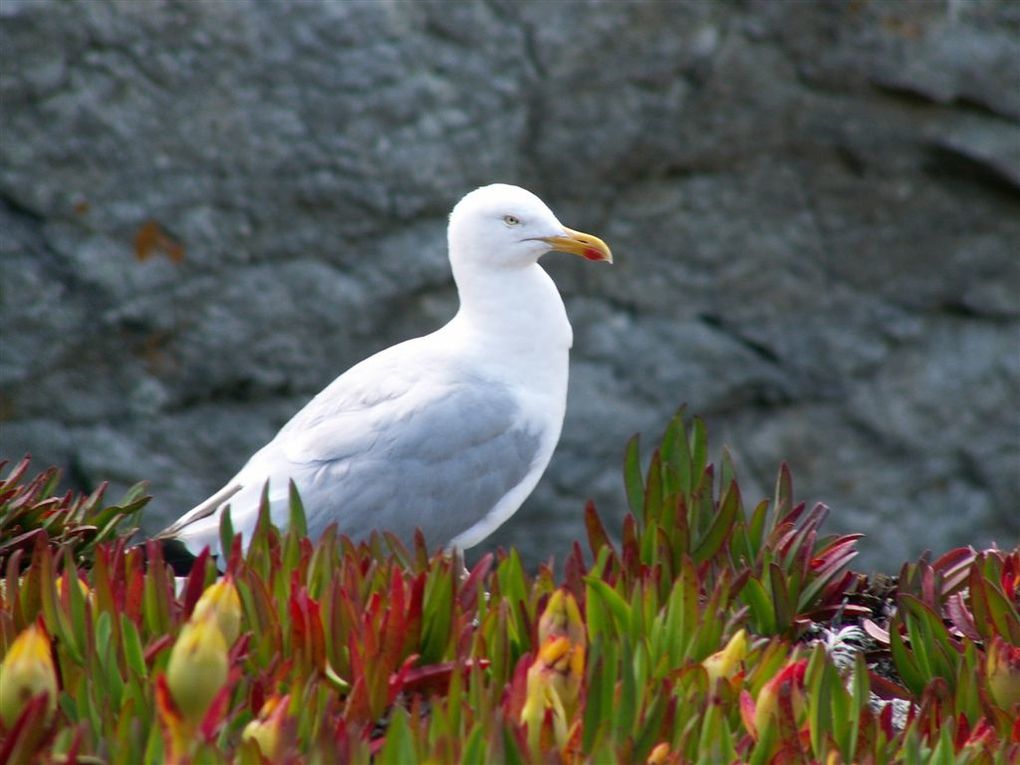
[2,0,1018,571]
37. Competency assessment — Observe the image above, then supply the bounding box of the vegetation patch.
[1,412,1017,763]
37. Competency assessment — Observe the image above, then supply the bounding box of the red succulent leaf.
[289,585,325,670]
[783,503,827,561]
[0,528,47,559]
[867,671,911,701]
[362,592,382,655]
[861,618,890,645]
[563,541,586,603]
[507,713,531,757]
[154,672,182,726]
[773,526,799,561]
[503,652,532,722]
[332,714,347,748]
[400,658,490,697]
[0,692,54,765]
[945,593,982,641]
[386,653,419,703]
[3,551,24,624]
[126,547,147,622]
[932,546,977,596]
[344,674,370,724]
[954,712,971,752]
[95,547,128,616]
[957,715,998,752]
[62,724,83,765]
[228,633,251,665]
[919,563,938,611]
[249,677,266,717]
[970,553,1020,644]
[402,571,425,658]
[915,678,951,741]
[810,535,862,570]
[0,455,31,487]
[198,666,240,741]
[878,703,897,739]
[180,546,212,618]
[225,533,244,576]
[457,553,493,612]
[814,569,860,610]
[1001,551,1020,600]
[622,513,640,578]
[776,501,808,533]
[739,689,757,738]
[800,603,871,621]
[380,530,411,567]
[378,570,408,672]
[143,634,174,665]
[517,599,536,652]
[345,628,373,723]
[584,500,615,560]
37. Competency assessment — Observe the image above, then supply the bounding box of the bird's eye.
[503,214,521,227]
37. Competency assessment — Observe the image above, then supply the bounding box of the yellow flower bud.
[646,742,671,765]
[537,636,584,712]
[986,636,1020,711]
[538,589,585,647]
[520,591,588,753]
[166,616,228,724]
[702,629,748,686]
[521,657,569,753]
[241,694,289,760]
[0,623,58,728]
[520,637,582,752]
[191,576,242,646]
[536,590,586,710]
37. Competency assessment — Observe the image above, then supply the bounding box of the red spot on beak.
[583,248,604,261]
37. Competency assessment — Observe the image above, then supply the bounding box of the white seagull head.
[447,183,612,270]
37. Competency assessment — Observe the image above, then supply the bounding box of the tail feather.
[158,482,242,539]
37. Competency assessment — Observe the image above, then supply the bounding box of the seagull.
[156,184,612,571]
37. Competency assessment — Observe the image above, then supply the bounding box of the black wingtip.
[157,537,200,576]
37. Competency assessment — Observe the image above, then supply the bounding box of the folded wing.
[163,343,543,556]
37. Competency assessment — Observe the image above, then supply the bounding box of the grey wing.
[281,379,544,548]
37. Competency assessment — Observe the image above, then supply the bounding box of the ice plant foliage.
[0,413,1018,763]
[749,659,808,741]
[0,456,147,567]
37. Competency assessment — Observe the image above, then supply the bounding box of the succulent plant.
[0,457,149,569]
[0,413,1017,763]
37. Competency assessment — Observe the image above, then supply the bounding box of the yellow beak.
[540,227,613,263]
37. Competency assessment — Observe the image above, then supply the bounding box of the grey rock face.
[2,0,1017,571]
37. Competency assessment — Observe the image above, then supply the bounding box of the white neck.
[447,257,573,357]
